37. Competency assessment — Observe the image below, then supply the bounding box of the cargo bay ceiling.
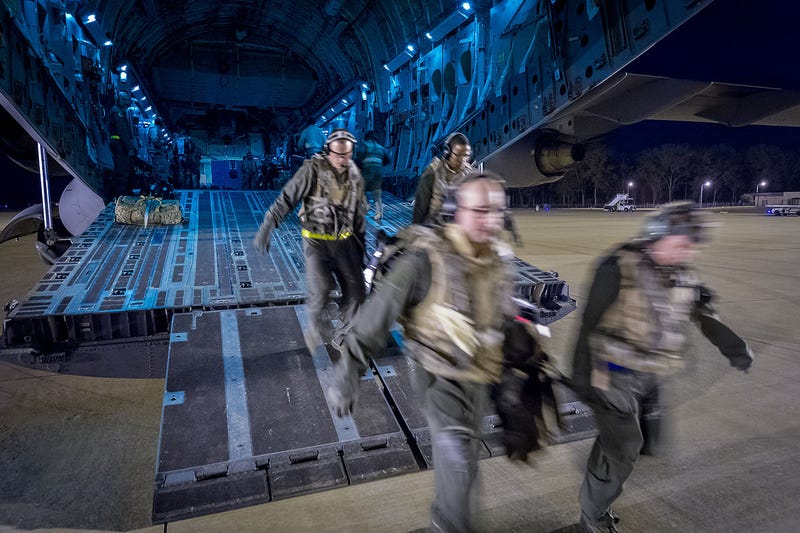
[80,0,472,135]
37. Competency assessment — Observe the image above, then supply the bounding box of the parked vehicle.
[603,193,637,212]
[766,204,800,216]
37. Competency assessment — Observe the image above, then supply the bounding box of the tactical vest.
[589,247,699,375]
[427,158,475,224]
[401,224,515,384]
[299,156,363,237]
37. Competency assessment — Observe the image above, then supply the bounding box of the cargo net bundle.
[114,195,184,227]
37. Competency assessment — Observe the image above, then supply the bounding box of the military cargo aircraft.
[4,0,800,521]
[4,1,800,248]
[2,0,731,354]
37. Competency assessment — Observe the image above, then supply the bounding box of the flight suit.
[255,154,367,344]
[241,154,258,190]
[297,125,326,158]
[107,103,134,196]
[332,224,516,532]
[413,157,474,225]
[571,243,753,531]
[355,139,390,220]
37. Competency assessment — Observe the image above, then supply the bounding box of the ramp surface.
[154,305,419,522]
[3,190,575,350]
[154,307,593,522]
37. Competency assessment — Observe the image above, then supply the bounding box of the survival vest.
[368,224,515,383]
[589,246,699,375]
[298,155,363,237]
[426,158,475,225]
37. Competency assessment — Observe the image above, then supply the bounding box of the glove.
[252,218,274,253]
[328,349,361,417]
[492,368,542,462]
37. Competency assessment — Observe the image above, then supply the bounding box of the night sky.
[607,0,800,153]
[1,0,798,209]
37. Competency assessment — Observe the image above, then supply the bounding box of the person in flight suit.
[297,122,326,158]
[106,90,135,197]
[330,173,519,532]
[355,130,391,223]
[148,117,170,181]
[413,132,474,225]
[241,150,258,190]
[252,128,367,351]
[570,201,755,532]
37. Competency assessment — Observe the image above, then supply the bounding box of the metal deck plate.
[3,190,575,349]
[152,308,595,522]
[153,305,418,522]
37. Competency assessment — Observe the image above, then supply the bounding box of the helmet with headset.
[640,201,710,243]
[324,128,357,155]
[441,131,471,160]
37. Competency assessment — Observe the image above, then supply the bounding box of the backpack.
[362,225,438,293]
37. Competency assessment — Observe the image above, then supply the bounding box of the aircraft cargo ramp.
[2,190,576,351]
[0,189,590,521]
[153,305,592,522]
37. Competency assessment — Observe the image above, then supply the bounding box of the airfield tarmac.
[0,207,798,532]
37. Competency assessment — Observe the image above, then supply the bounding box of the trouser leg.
[374,189,383,220]
[579,372,645,525]
[639,379,663,456]
[110,140,131,197]
[302,238,335,348]
[330,237,366,323]
[417,367,487,533]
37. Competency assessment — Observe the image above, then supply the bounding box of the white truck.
[603,193,636,212]
[766,204,800,216]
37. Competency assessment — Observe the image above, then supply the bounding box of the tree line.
[520,143,800,207]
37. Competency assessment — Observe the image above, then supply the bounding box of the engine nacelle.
[483,132,584,188]
[533,138,586,181]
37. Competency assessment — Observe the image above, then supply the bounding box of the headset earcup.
[644,213,667,240]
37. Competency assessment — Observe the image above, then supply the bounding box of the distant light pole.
[755,180,767,206]
[699,180,711,206]
[627,181,633,196]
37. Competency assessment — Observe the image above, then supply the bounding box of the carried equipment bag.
[114,195,184,227]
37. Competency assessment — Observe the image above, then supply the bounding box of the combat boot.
[579,509,620,533]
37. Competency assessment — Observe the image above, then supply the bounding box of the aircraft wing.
[551,71,800,141]
[487,71,800,188]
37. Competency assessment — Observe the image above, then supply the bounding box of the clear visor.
[328,139,354,156]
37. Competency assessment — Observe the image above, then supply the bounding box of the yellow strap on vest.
[301,229,352,240]
[110,135,121,140]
